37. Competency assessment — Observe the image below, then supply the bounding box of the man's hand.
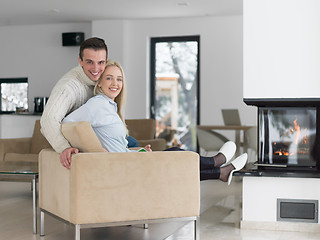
[60,147,79,169]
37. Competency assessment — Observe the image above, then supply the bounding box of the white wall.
[0,22,91,112]
[242,177,320,231]
[92,16,257,127]
[244,0,320,99]
[0,115,40,138]
[92,20,127,65]
[0,16,256,131]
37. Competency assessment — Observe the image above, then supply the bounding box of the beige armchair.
[39,121,200,240]
[126,118,166,151]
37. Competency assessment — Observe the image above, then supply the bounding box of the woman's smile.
[98,66,123,100]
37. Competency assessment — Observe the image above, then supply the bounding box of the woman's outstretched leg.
[200,165,234,181]
[200,141,236,169]
[164,142,247,184]
[213,153,248,185]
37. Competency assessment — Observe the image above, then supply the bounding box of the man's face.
[79,48,107,82]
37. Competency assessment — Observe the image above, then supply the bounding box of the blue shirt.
[63,94,132,152]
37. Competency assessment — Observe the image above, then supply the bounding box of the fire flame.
[293,117,300,144]
[273,116,310,157]
[288,116,309,146]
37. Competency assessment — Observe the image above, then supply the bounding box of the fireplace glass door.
[259,107,316,167]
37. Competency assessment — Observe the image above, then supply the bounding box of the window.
[0,78,28,112]
[150,36,200,151]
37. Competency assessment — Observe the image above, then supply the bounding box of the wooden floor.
[1,178,320,240]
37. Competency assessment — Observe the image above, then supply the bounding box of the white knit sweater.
[40,65,95,153]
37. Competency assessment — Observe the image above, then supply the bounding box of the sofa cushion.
[30,120,52,154]
[61,121,105,153]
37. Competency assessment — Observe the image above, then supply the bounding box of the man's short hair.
[79,37,108,60]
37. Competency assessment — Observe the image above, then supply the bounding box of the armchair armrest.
[0,138,32,161]
[39,149,200,225]
[138,138,166,151]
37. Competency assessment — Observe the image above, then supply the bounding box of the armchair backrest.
[125,119,155,140]
[61,121,105,153]
[30,120,52,154]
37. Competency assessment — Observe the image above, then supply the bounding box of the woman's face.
[98,65,123,101]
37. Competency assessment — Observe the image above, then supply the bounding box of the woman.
[63,60,247,185]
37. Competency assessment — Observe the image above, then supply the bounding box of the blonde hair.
[94,60,127,124]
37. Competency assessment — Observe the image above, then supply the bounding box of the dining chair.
[196,127,229,156]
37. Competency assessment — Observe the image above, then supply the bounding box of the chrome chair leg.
[75,224,80,240]
[40,210,45,236]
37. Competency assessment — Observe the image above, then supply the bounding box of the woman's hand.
[144,144,152,152]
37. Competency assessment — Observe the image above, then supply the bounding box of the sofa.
[0,119,51,163]
[39,121,200,240]
[126,118,166,151]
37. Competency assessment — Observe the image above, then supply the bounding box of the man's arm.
[41,86,81,169]
[40,94,73,154]
[41,66,95,169]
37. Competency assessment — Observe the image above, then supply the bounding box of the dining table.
[197,125,255,156]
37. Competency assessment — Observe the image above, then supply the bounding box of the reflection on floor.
[1,177,320,240]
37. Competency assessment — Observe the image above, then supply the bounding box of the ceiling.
[0,0,242,26]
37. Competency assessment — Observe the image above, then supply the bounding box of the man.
[40,37,108,169]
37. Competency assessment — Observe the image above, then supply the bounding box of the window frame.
[150,35,200,151]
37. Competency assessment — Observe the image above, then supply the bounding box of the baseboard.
[241,220,320,233]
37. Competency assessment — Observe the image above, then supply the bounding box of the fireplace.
[244,98,320,172]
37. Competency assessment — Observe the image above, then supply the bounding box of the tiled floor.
[1,178,320,240]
